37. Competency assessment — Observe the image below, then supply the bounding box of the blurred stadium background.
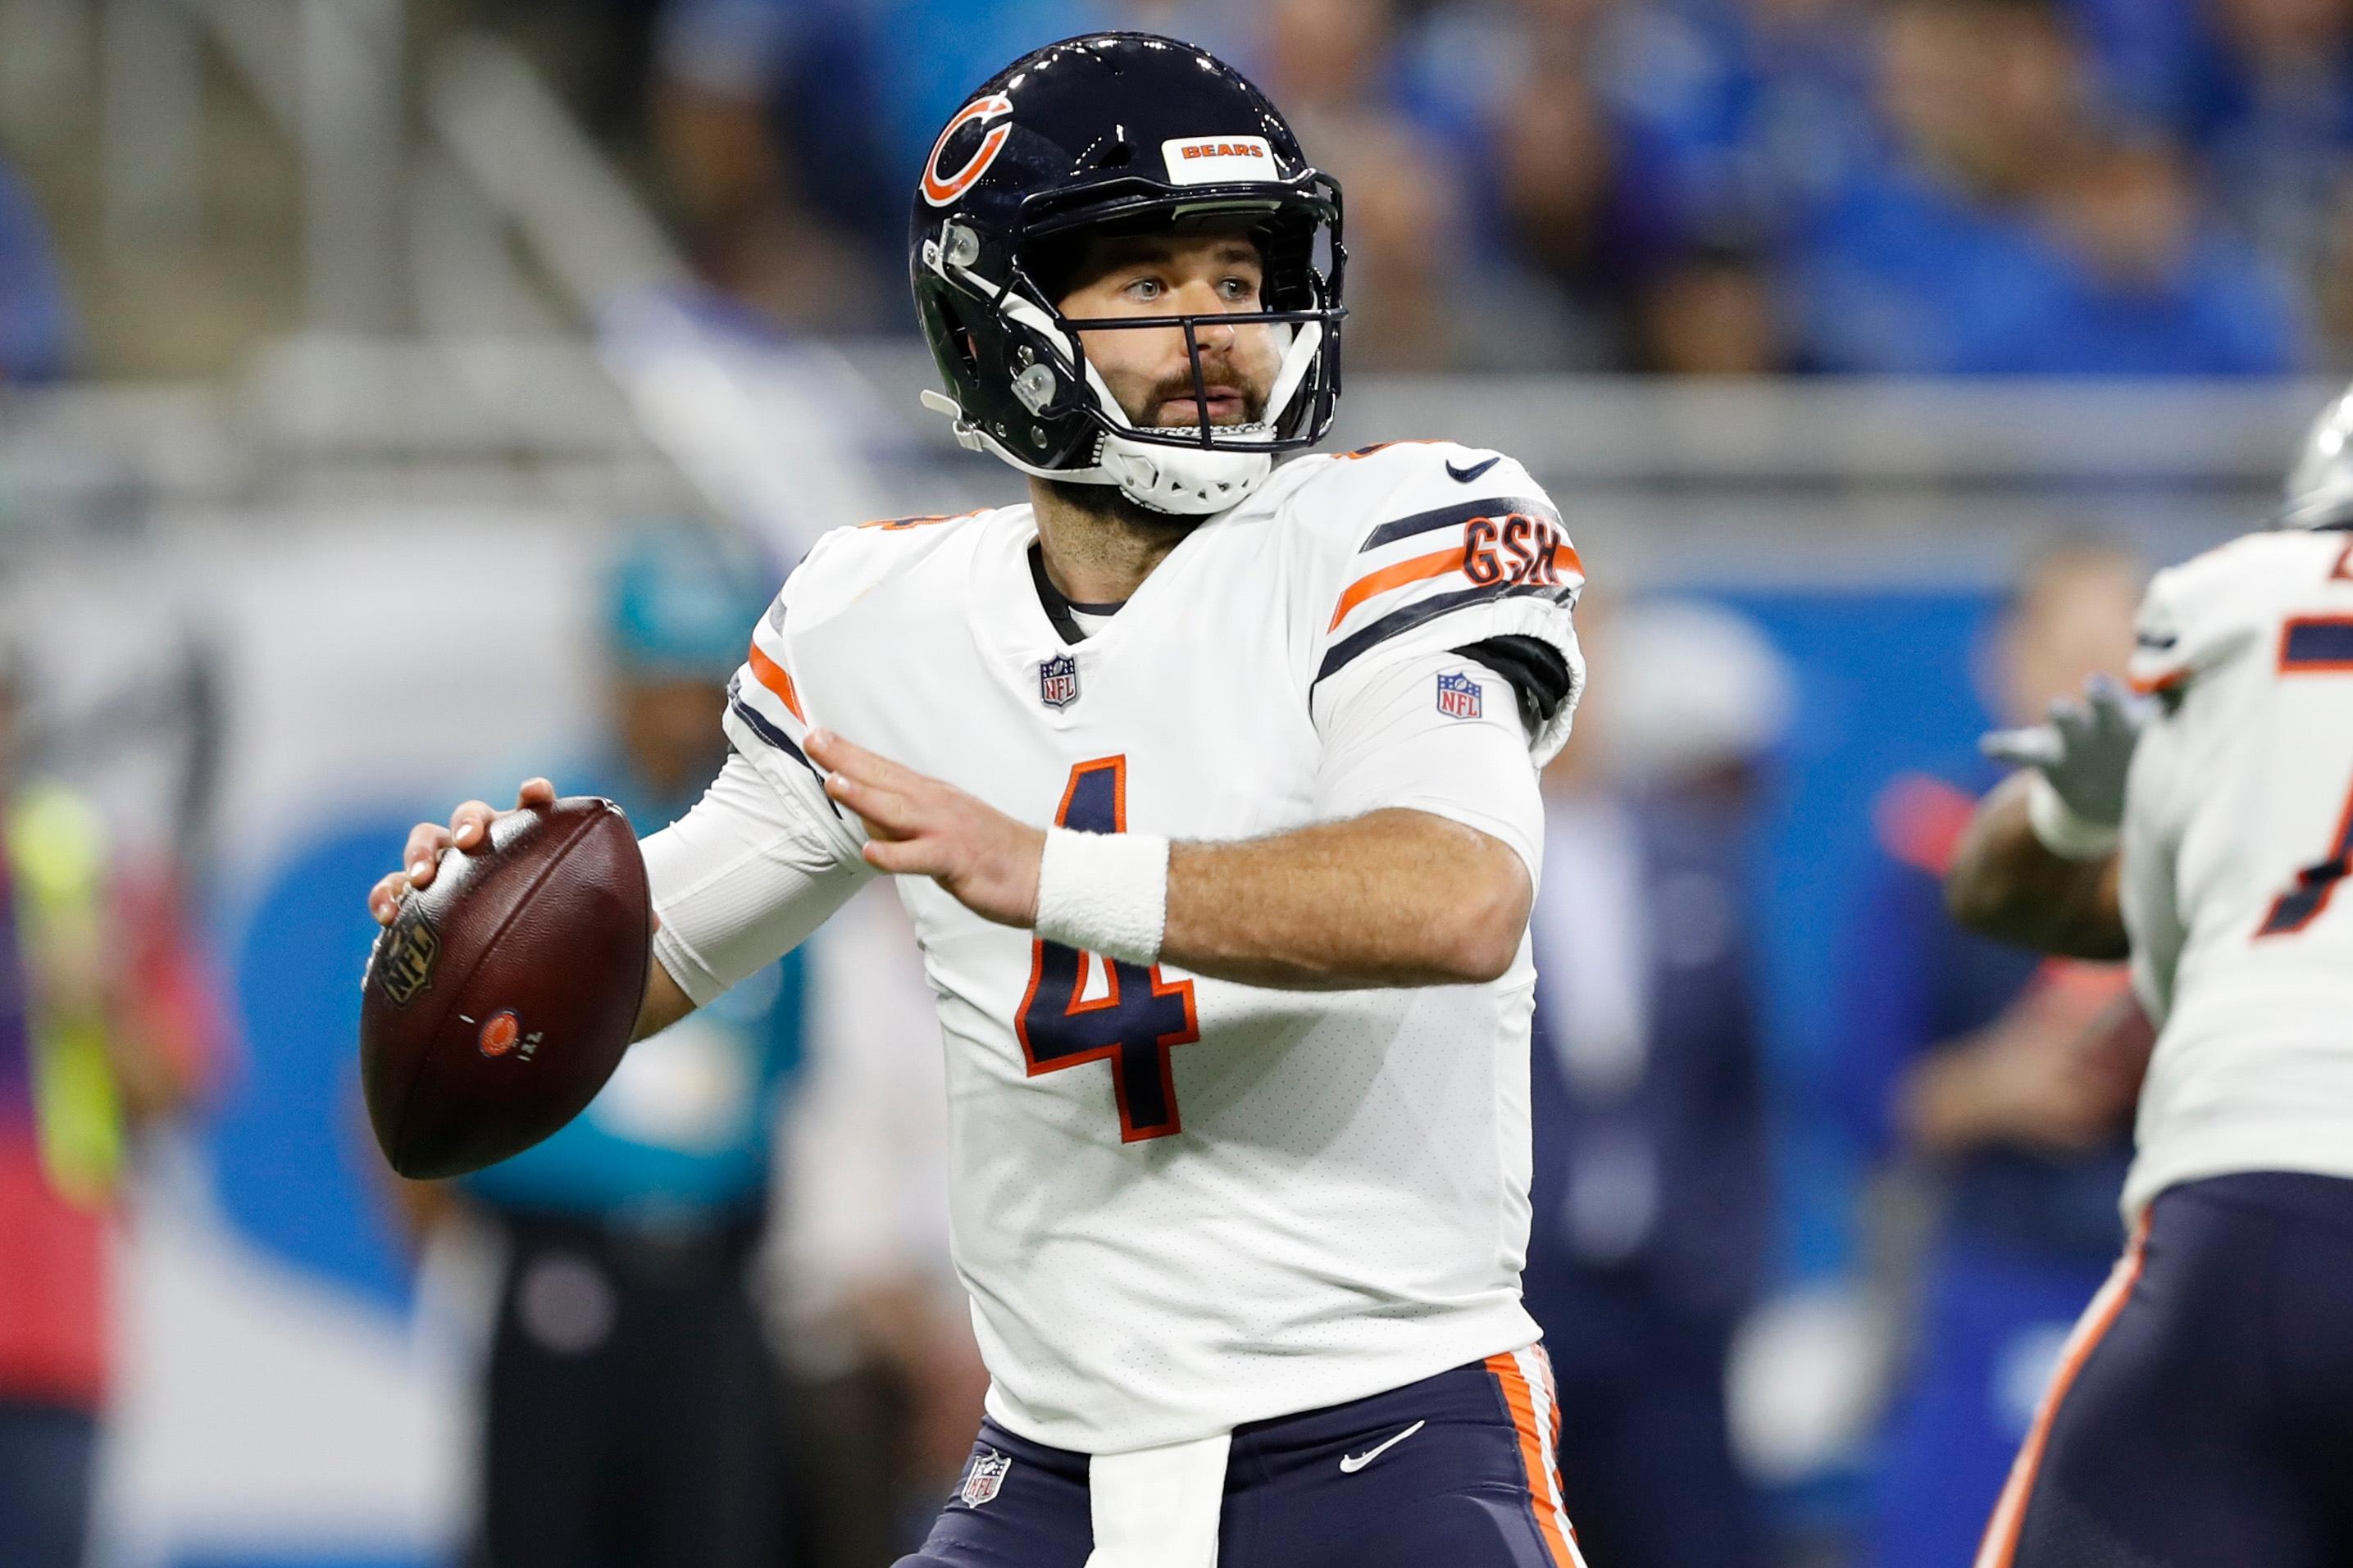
[0,0,2343,1565]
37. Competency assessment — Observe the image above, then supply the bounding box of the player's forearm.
[1158,809,1531,990]
[629,753,874,1043]
[1946,774,2129,960]
[631,938,699,1043]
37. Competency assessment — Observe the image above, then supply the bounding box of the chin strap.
[920,389,990,452]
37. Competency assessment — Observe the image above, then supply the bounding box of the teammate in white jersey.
[372,34,1590,1568]
[1948,385,2353,1567]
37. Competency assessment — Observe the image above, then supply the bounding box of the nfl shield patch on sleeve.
[960,1447,1013,1508]
[1435,670,1484,720]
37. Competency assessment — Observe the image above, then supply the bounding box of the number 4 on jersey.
[1016,758,1200,1140]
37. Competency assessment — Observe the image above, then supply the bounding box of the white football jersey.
[2119,527,2353,1215]
[658,440,1583,1454]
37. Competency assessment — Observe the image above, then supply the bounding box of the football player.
[1949,384,2353,1567]
[372,34,1586,1568]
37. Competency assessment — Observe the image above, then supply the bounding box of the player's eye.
[1219,277,1257,302]
[1125,277,1163,302]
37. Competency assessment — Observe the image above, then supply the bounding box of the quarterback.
[372,33,1587,1568]
[1949,386,2353,1567]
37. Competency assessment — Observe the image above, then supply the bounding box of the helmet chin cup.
[919,385,1277,516]
[1097,432,1274,516]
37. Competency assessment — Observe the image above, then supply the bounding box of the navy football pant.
[1979,1171,2353,1568]
[897,1349,1586,1567]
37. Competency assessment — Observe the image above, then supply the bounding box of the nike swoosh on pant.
[1339,1419,1427,1473]
[1445,456,1501,483]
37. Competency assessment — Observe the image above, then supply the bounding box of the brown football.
[359,797,650,1179]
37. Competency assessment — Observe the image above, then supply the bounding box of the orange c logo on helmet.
[922,94,1015,207]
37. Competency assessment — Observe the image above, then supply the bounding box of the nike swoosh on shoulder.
[1338,1419,1426,1473]
[1445,455,1501,484]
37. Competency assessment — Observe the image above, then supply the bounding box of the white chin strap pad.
[1097,436,1272,516]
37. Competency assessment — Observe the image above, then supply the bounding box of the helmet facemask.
[917,180,1346,516]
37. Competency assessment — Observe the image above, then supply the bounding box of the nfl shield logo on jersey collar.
[1039,652,1081,710]
[960,1447,1013,1508]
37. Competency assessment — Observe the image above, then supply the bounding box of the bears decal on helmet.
[922,94,1016,208]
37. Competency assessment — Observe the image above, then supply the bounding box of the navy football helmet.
[908,33,1346,515]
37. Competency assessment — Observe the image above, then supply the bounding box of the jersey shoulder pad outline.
[2130,529,2316,698]
[1283,439,1546,552]
[776,507,999,632]
[735,507,999,775]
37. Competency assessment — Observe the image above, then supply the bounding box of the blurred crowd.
[0,0,2342,380]
[0,157,71,384]
[526,0,2350,374]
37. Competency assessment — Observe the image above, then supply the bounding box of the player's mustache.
[1145,366,1267,425]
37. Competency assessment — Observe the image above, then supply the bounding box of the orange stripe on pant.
[1486,1350,1586,1568]
[1972,1214,2151,1568]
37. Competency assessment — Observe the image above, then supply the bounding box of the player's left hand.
[806,729,1045,929]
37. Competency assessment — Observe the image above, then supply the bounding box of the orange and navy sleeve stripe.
[726,601,828,791]
[2128,622,2190,697]
[746,643,803,722]
[1318,496,1583,688]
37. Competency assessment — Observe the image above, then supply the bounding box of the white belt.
[1085,1431,1232,1568]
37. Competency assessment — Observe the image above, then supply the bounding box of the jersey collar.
[1027,543,1129,645]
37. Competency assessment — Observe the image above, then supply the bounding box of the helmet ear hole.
[933,296,982,375]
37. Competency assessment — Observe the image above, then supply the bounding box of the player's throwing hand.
[807,730,1045,928]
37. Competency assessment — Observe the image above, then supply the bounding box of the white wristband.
[2026,773,2121,861]
[1034,827,1171,966]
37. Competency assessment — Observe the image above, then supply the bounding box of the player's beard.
[1040,473,1205,534]
[1045,358,1274,528]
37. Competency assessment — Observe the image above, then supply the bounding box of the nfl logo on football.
[960,1448,1013,1508]
[1039,652,1081,710]
[1435,670,1483,721]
